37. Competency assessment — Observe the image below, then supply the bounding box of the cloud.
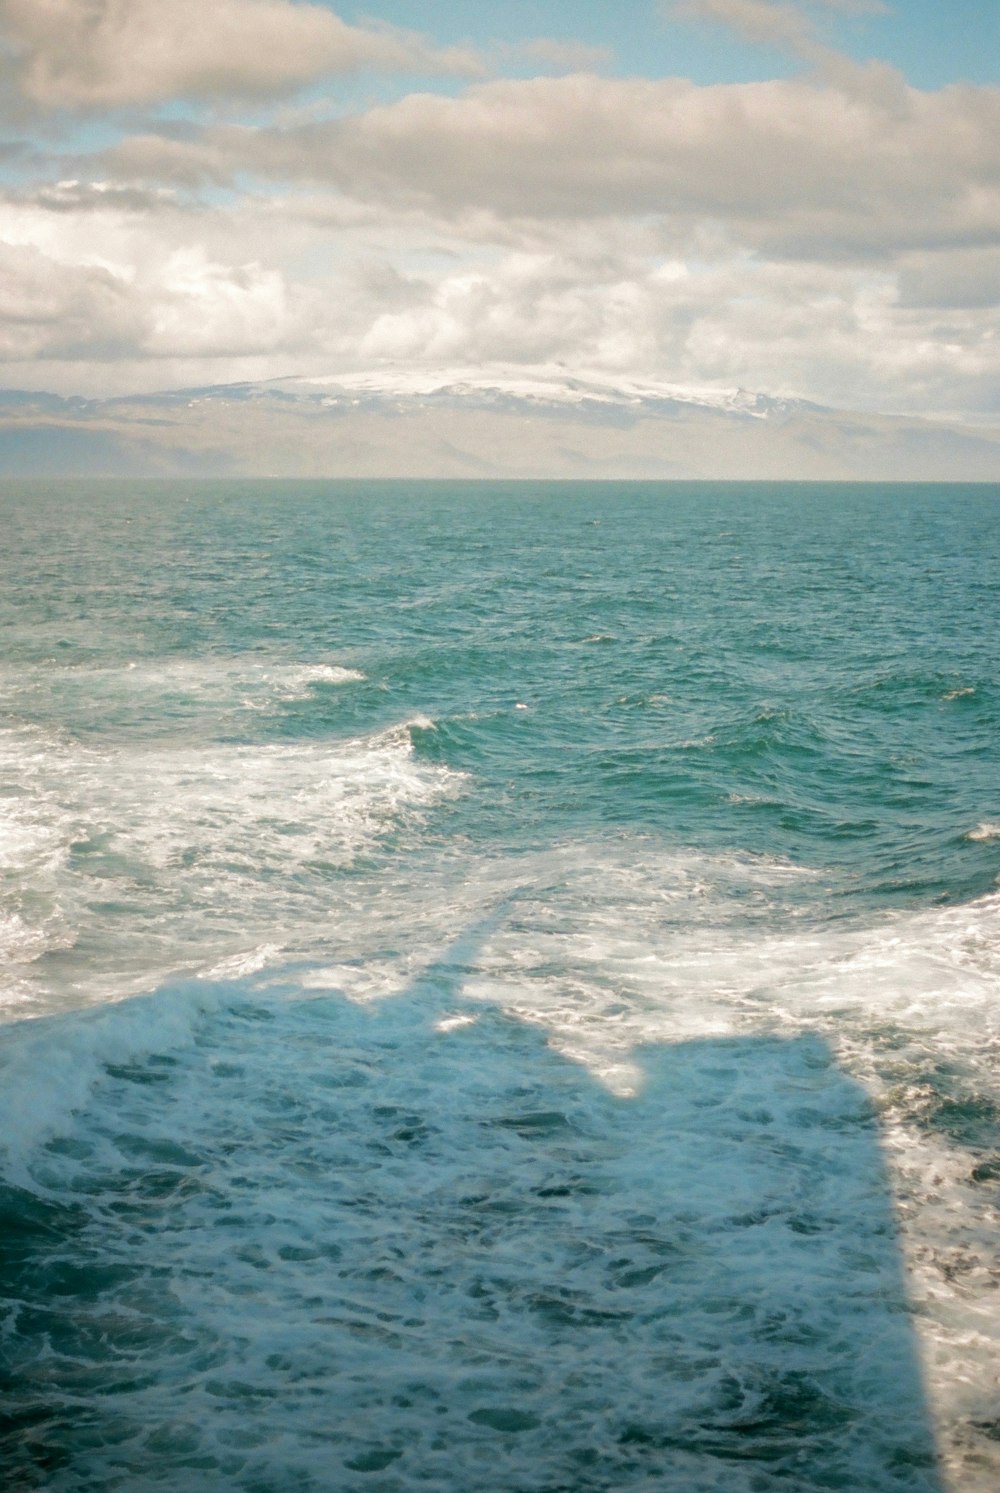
[1,6,996,424]
[105,72,1000,260]
[91,132,242,191]
[673,0,819,55]
[671,0,888,59]
[28,178,181,214]
[2,181,997,418]
[0,240,148,359]
[0,0,479,109]
[145,246,304,355]
[0,226,317,363]
[338,246,1000,417]
[354,250,656,369]
[896,246,1000,310]
[669,0,903,107]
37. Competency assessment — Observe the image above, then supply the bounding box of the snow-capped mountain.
[0,368,997,480]
[281,368,816,419]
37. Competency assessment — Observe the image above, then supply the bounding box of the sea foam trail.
[1,864,997,1488]
[0,714,459,1013]
[1,479,998,1489]
[0,976,942,1492]
[0,655,366,724]
[282,848,1000,1493]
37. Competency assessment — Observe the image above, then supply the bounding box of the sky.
[1,0,998,419]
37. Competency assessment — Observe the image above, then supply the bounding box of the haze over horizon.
[1,1,999,474]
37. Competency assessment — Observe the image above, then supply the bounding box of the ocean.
[0,478,998,1491]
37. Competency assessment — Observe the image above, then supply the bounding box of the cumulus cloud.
[335,245,1000,417]
[2,181,997,417]
[104,72,1000,260]
[355,250,655,369]
[1,1,996,424]
[0,240,148,359]
[145,247,303,355]
[0,0,479,109]
[0,214,318,364]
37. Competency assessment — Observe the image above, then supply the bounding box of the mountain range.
[1,369,998,480]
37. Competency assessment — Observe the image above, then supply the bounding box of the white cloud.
[897,247,1000,310]
[30,179,181,214]
[120,71,1000,262]
[336,245,1000,416]
[1,7,997,424]
[146,247,301,355]
[0,0,479,109]
[2,188,997,417]
[0,197,318,364]
[0,240,148,359]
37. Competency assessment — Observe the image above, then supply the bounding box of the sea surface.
[1,478,998,1491]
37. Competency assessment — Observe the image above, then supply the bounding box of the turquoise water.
[1,480,998,1489]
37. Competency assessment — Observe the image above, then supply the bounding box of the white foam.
[103,718,450,876]
[967,820,1000,842]
[271,662,366,695]
[0,715,459,1011]
[0,984,951,1489]
[0,908,50,964]
[0,811,62,873]
[203,942,284,979]
[0,833,998,1484]
[0,654,366,722]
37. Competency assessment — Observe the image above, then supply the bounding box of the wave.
[0,715,459,1013]
[0,978,223,1174]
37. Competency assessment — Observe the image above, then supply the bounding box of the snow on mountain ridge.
[283,368,810,419]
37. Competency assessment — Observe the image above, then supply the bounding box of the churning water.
[0,479,998,1490]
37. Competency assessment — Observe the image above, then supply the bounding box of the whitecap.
[0,715,459,1012]
[266,663,366,699]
